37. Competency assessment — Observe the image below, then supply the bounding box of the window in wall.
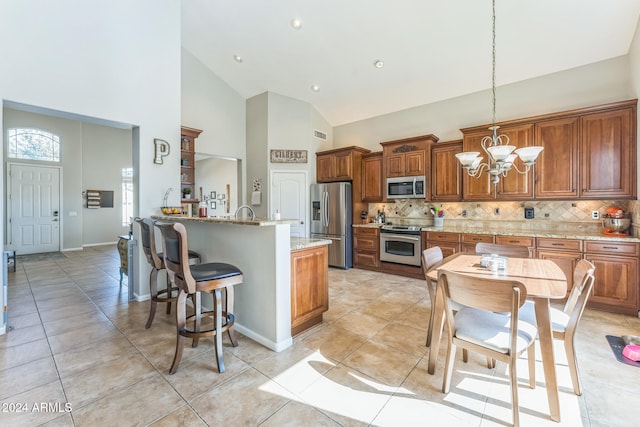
[7,128,61,162]
[122,167,133,226]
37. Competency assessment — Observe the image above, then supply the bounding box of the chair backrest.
[563,259,595,323]
[475,242,530,258]
[423,247,444,275]
[135,217,163,269]
[156,222,197,294]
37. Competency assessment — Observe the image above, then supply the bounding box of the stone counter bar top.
[353,222,640,243]
[291,237,332,251]
[153,214,298,226]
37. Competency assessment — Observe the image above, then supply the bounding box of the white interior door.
[8,163,61,254]
[270,171,307,237]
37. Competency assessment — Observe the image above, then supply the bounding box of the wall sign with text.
[270,149,308,163]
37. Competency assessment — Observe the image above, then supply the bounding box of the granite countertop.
[290,237,332,251]
[152,215,298,226]
[353,222,640,243]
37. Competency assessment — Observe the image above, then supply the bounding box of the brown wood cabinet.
[424,231,460,258]
[580,106,636,199]
[290,244,329,336]
[536,238,582,299]
[431,140,462,201]
[361,152,383,202]
[461,124,534,200]
[461,233,494,253]
[353,227,380,270]
[316,146,370,182]
[584,241,639,316]
[534,117,579,199]
[381,134,438,181]
[180,126,202,203]
[495,235,535,257]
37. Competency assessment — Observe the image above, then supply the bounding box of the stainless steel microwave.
[386,176,426,199]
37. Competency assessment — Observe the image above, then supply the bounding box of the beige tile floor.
[1,245,640,426]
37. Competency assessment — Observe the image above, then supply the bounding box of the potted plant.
[182,187,192,199]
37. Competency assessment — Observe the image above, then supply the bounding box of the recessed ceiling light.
[233,55,243,63]
[290,18,302,30]
[374,60,384,69]
[311,84,320,92]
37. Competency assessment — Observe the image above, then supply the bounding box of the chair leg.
[214,288,225,373]
[169,290,188,374]
[192,292,202,348]
[145,268,159,329]
[225,287,238,347]
[165,271,172,315]
[442,343,457,393]
[486,357,496,369]
[527,344,536,389]
[119,268,124,286]
[564,336,582,395]
[509,358,520,427]
[425,303,435,347]
[462,348,468,363]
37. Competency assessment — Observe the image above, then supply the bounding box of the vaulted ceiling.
[181,0,640,126]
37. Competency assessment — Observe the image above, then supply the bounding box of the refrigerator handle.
[323,191,330,227]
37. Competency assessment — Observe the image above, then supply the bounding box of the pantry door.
[270,171,307,238]
[8,163,61,254]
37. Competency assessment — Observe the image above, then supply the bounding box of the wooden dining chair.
[521,259,595,395]
[475,242,530,258]
[438,269,537,427]
[423,247,444,347]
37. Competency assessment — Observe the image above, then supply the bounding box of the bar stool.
[157,222,243,374]
[135,218,201,329]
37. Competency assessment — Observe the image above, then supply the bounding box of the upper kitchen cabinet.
[431,140,462,201]
[316,146,370,183]
[180,126,202,202]
[579,103,637,199]
[361,151,383,202]
[461,124,534,200]
[534,117,579,199]
[381,134,438,179]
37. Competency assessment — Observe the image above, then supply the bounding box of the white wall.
[334,56,633,150]
[0,0,182,299]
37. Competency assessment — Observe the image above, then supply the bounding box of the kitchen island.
[151,215,330,351]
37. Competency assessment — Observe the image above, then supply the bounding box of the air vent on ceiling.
[313,129,327,141]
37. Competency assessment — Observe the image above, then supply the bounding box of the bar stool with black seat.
[157,221,243,374]
[135,218,201,329]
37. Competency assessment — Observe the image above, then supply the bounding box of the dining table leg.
[534,296,561,422]
[427,281,445,375]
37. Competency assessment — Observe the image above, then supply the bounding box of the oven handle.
[382,234,421,242]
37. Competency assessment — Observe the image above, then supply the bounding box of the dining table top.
[426,253,567,299]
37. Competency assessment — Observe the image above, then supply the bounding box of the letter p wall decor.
[154,138,170,164]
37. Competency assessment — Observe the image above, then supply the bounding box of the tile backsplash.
[367,199,640,236]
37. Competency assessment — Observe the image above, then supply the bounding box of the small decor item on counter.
[198,200,208,218]
[431,205,444,227]
[602,207,630,236]
[161,206,182,215]
[182,188,192,199]
[605,206,625,219]
[360,210,368,224]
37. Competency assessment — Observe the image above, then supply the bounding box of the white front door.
[8,163,61,254]
[270,171,307,237]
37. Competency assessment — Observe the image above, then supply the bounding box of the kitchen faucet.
[234,204,256,220]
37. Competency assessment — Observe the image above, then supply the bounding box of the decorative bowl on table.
[161,206,182,215]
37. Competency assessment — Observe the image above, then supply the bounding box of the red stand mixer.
[602,206,631,236]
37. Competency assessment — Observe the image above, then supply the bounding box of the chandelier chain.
[491,0,497,128]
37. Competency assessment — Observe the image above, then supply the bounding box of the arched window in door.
[7,128,61,162]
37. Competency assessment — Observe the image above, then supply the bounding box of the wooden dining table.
[426,253,567,422]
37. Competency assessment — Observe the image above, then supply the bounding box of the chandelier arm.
[465,163,490,179]
[508,162,533,175]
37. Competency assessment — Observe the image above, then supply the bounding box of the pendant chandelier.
[455,0,543,187]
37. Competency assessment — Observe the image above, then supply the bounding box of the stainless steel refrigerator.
[310,182,352,269]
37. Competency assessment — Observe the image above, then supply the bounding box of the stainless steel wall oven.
[379,226,422,267]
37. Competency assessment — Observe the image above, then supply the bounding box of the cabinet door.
[386,153,405,177]
[427,241,459,258]
[431,142,462,201]
[290,246,329,333]
[316,154,335,182]
[496,124,534,199]
[580,107,636,198]
[534,117,579,198]
[537,249,581,300]
[405,151,426,176]
[462,130,495,200]
[362,153,383,202]
[334,151,353,180]
[584,253,638,315]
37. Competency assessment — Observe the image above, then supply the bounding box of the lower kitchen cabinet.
[495,235,536,258]
[290,244,329,336]
[425,231,460,257]
[461,233,494,253]
[353,227,380,270]
[584,241,639,316]
[536,238,583,300]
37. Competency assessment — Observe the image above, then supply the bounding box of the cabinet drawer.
[495,235,535,247]
[537,238,582,251]
[354,236,378,252]
[584,241,640,256]
[354,227,380,237]
[461,234,494,244]
[426,232,460,242]
[354,252,380,268]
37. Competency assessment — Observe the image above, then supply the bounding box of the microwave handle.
[413,178,417,197]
